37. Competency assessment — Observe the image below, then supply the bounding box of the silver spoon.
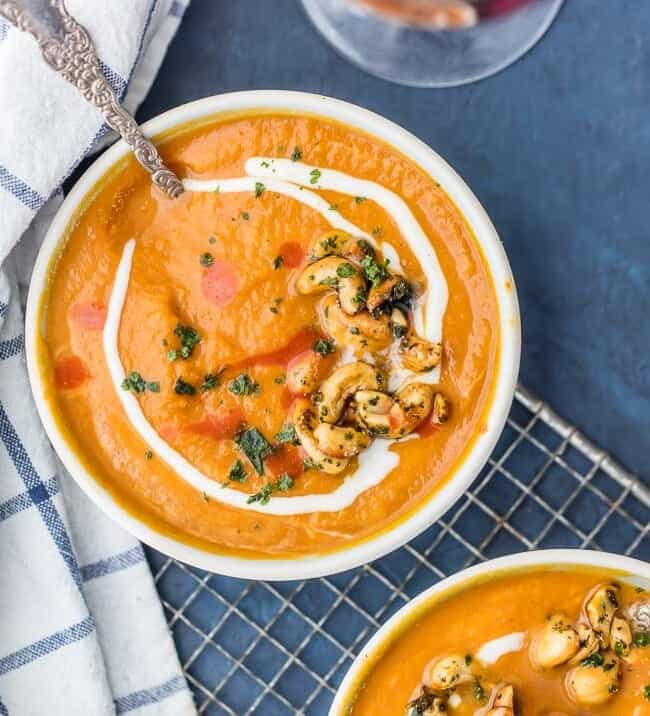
[0,0,184,198]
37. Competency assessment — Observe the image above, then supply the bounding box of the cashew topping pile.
[292,231,450,473]
[405,582,649,714]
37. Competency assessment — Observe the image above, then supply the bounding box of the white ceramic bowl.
[330,549,650,714]
[25,91,520,580]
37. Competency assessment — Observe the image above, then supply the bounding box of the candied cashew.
[529,613,580,670]
[291,399,348,475]
[565,652,620,706]
[319,294,393,353]
[318,362,384,424]
[399,335,442,372]
[296,256,367,315]
[313,422,372,458]
[356,383,434,439]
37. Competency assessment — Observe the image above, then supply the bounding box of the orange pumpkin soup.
[39,113,500,558]
[345,569,650,715]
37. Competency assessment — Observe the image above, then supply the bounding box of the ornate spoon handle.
[0,0,184,198]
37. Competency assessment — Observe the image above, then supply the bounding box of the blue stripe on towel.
[0,21,8,42]
[81,545,146,582]
[0,166,46,213]
[0,476,59,523]
[0,696,7,715]
[99,60,127,99]
[114,675,187,714]
[0,402,83,591]
[0,616,94,676]
[0,335,23,360]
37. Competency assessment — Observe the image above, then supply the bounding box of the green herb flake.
[254,182,266,198]
[633,632,650,648]
[318,276,338,287]
[354,196,366,204]
[290,146,302,162]
[200,252,214,267]
[372,226,383,238]
[580,652,605,668]
[229,373,260,397]
[200,372,222,393]
[121,372,160,394]
[274,375,286,384]
[464,654,472,666]
[309,169,321,185]
[361,255,391,288]
[174,377,196,396]
[208,236,217,244]
[246,473,295,505]
[202,492,210,503]
[643,685,650,700]
[241,211,250,221]
[313,338,335,356]
[275,423,298,445]
[145,450,153,460]
[228,459,248,483]
[328,204,338,212]
[167,323,201,362]
[273,255,284,270]
[336,263,357,278]
[236,428,273,475]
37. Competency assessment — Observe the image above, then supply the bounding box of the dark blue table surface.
[139,0,650,482]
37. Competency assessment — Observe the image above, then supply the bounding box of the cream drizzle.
[475,631,526,665]
[103,163,449,514]
[105,240,401,515]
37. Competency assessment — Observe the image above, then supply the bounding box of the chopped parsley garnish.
[174,377,196,396]
[318,276,338,287]
[336,262,357,278]
[633,632,650,648]
[200,372,222,393]
[580,652,605,667]
[167,323,201,362]
[309,169,321,185]
[208,236,216,244]
[644,685,650,700]
[361,255,390,288]
[303,457,321,470]
[328,204,338,212]
[235,427,273,475]
[121,372,160,394]
[200,252,214,267]
[254,182,265,198]
[290,146,302,162]
[372,226,383,237]
[229,373,260,397]
[354,196,366,204]
[274,375,286,384]
[145,450,153,460]
[464,654,472,666]
[274,423,298,445]
[273,255,284,270]
[246,473,295,505]
[313,338,335,356]
[241,211,250,221]
[228,459,248,483]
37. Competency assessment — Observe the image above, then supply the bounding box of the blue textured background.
[139,0,650,481]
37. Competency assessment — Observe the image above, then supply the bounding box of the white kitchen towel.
[0,1,197,714]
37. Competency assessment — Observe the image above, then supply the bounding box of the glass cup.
[301,0,565,87]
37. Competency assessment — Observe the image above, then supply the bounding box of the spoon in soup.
[0,0,184,198]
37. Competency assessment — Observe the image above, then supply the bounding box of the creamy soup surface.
[346,569,650,715]
[41,113,500,557]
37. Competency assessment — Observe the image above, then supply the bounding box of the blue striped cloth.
[0,1,196,713]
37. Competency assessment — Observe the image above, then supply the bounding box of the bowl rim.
[25,90,521,580]
[329,548,650,714]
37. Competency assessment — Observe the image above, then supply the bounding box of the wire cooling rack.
[146,384,650,716]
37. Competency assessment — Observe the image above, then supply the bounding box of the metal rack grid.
[146,384,650,716]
